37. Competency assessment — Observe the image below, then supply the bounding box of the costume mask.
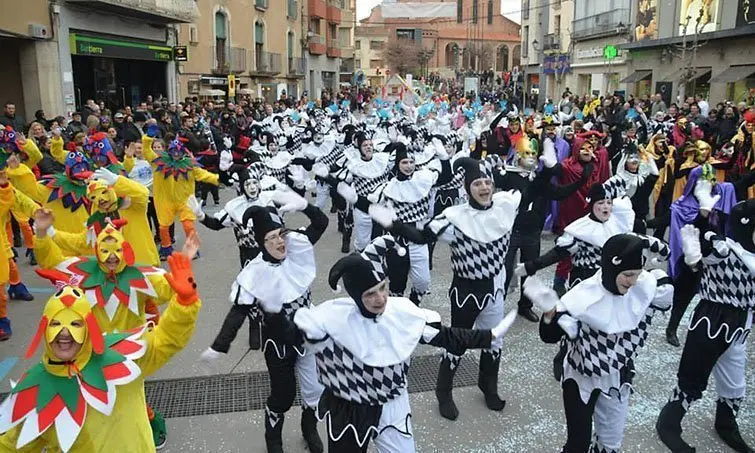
[0,126,21,155]
[65,150,92,180]
[677,118,691,135]
[84,132,118,169]
[95,222,134,274]
[87,179,118,213]
[515,137,539,170]
[695,140,712,164]
[168,138,189,160]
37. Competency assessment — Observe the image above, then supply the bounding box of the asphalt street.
[0,186,751,452]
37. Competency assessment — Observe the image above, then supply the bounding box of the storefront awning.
[659,67,711,82]
[199,89,226,96]
[709,65,755,84]
[619,70,652,83]
[237,88,255,95]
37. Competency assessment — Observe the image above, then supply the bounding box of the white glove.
[646,156,660,176]
[523,278,559,313]
[650,268,674,311]
[490,309,518,339]
[337,182,358,205]
[693,179,720,212]
[312,162,329,178]
[187,195,205,221]
[93,167,119,186]
[680,224,702,266]
[304,178,317,192]
[557,314,580,340]
[271,189,308,213]
[540,137,558,169]
[514,263,528,277]
[368,204,396,228]
[199,347,222,365]
[434,144,450,161]
[219,150,234,171]
[223,136,233,150]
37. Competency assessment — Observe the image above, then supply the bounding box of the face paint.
[243,178,260,199]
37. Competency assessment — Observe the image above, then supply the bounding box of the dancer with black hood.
[199,189,329,453]
[528,233,673,453]
[262,235,517,452]
[369,155,520,421]
[657,199,755,453]
[339,142,452,305]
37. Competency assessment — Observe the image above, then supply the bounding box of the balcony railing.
[327,45,341,58]
[308,34,326,55]
[543,33,561,52]
[309,0,327,18]
[212,45,231,74]
[572,9,630,40]
[288,56,306,76]
[253,51,282,75]
[230,47,247,73]
[65,0,199,23]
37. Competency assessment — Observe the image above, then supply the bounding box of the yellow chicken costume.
[123,136,218,259]
[0,252,201,453]
[47,169,160,267]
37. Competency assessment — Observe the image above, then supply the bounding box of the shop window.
[215,12,228,69]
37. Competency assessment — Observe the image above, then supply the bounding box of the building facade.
[0,0,62,119]
[176,0,306,103]
[622,0,755,105]
[360,0,520,79]
[354,28,390,87]
[305,0,357,97]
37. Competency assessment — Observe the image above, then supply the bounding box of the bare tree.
[382,38,421,76]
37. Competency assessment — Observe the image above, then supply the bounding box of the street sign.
[174,46,188,62]
[603,45,618,61]
[227,74,236,98]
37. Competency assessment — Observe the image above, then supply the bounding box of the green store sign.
[70,33,173,62]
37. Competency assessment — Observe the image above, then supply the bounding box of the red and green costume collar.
[85,204,125,246]
[41,174,90,212]
[54,257,163,321]
[0,327,146,452]
[153,151,196,181]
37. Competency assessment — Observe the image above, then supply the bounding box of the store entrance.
[72,55,167,111]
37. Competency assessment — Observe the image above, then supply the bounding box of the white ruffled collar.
[303,141,335,159]
[234,233,315,310]
[564,197,635,247]
[346,152,390,179]
[265,151,295,169]
[442,190,520,242]
[382,169,436,203]
[560,271,656,334]
[306,297,429,367]
[224,192,275,225]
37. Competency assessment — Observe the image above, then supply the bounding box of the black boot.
[337,213,344,233]
[428,241,436,271]
[301,407,323,453]
[477,351,506,411]
[666,302,686,347]
[341,229,351,254]
[436,355,460,420]
[715,400,754,453]
[265,408,285,453]
[656,400,695,453]
[517,305,539,323]
[248,317,262,351]
[409,289,422,306]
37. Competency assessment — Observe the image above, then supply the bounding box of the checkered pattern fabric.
[315,342,410,405]
[435,171,464,192]
[669,385,696,411]
[450,228,510,280]
[352,171,391,197]
[700,252,755,308]
[360,235,402,282]
[590,442,618,453]
[566,309,656,378]
[718,396,744,416]
[442,351,462,370]
[318,147,344,168]
[602,176,627,199]
[266,406,283,427]
[390,195,432,224]
[286,131,303,154]
[572,239,604,270]
[233,224,258,249]
[281,289,312,318]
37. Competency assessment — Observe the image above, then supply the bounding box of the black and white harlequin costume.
[379,156,521,421]
[519,177,639,288]
[349,142,452,305]
[531,234,674,453]
[199,196,329,453]
[301,126,337,210]
[657,199,755,453]
[269,235,517,453]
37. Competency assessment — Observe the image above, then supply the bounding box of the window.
[396,29,415,40]
[329,24,337,42]
[369,59,383,69]
[487,0,493,25]
[255,21,264,70]
[287,0,297,19]
[472,0,478,24]
[522,0,529,20]
[214,12,227,69]
[457,0,463,23]
[355,40,361,50]
[355,58,361,68]
[309,18,321,35]
[255,0,267,9]
[554,15,561,35]
[522,25,528,57]
[189,25,198,44]
[369,40,384,50]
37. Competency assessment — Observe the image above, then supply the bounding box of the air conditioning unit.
[29,24,49,39]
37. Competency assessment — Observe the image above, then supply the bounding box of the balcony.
[572,9,630,41]
[309,0,327,18]
[65,0,198,23]
[341,7,354,25]
[327,43,342,58]
[327,4,342,24]
[230,47,247,73]
[543,33,561,52]
[308,34,326,55]
[339,58,354,73]
[251,51,282,75]
[211,46,248,74]
[288,56,306,77]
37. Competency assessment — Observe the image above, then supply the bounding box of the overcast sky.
[356,0,522,23]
